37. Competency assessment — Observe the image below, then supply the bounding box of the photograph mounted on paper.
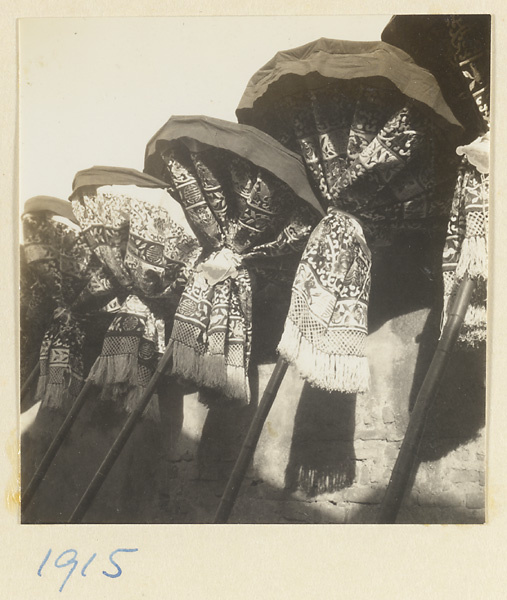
[19,14,489,524]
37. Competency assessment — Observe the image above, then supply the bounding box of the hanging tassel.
[171,339,250,403]
[456,235,488,280]
[278,317,370,394]
[87,352,140,388]
[35,372,83,412]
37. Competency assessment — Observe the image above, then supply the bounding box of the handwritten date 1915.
[38,548,139,592]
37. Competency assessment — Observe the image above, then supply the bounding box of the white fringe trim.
[35,374,82,411]
[87,354,160,420]
[171,340,250,403]
[278,318,370,394]
[464,303,487,328]
[87,353,140,386]
[456,236,488,280]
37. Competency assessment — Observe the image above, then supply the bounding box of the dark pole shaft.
[68,345,174,524]
[22,379,94,509]
[20,363,39,401]
[213,357,289,523]
[377,275,476,523]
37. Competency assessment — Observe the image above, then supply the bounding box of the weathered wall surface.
[153,315,485,525]
[22,236,486,524]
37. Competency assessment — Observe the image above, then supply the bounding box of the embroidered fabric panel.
[70,186,201,417]
[278,210,371,393]
[446,16,490,128]
[159,144,318,258]
[71,185,201,298]
[87,294,165,418]
[151,141,319,401]
[21,211,113,410]
[245,81,458,246]
[442,158,488,346]
[22,212,95,307]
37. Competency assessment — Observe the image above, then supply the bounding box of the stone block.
[315,502,348,524]
[417,490,464,508]
[356,429,386,441]
[345,485,384,504]
[449,469,480,484]
[386,430,405,442]
[359,465,371,485]
[281,501,322,524]
[384,442,402,462]
[354,441,382,460]
[347,503,378,524]
[382,407,395,424]
[363,412,374,426]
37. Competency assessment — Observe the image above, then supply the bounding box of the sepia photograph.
[19,14,489,527]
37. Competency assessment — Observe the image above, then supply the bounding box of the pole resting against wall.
[214,357,289,524]
[377,274,476,524]
[67,342,174,524]
[22,379,94,510]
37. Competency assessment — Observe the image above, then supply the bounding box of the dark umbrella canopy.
[381,15,490,143]
[144,115,324,217]
[236,37,463,245]
[237,38,463,130]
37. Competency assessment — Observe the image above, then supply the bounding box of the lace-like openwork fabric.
[145,116,321,402]
[442,157,488,346]
[237,38,462,392]
[21,205,113,411]
[71,170,201,418]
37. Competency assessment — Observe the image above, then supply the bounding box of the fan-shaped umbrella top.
[236,37,463,130]
[71,166,170,195]
[235,37,462,245]
[23,196,78,225]
[143,115,323,402]
[144,115,324,217]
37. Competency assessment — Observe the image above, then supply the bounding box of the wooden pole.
[213,357,289,523]
[20,363,39,403]
[68,343,174,523]
[22,378,94,510]
[377,275,476,523]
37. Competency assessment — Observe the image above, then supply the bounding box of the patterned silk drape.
[144,116,322,402]
[383,16,490,347]
[22,198,115,411]
[71,168,201,418]
[236,39,463,393]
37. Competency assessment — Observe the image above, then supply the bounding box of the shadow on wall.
[21,374,187,525]
[284,383,356,496]
[369,229,486,460]
[417,346,486,462]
